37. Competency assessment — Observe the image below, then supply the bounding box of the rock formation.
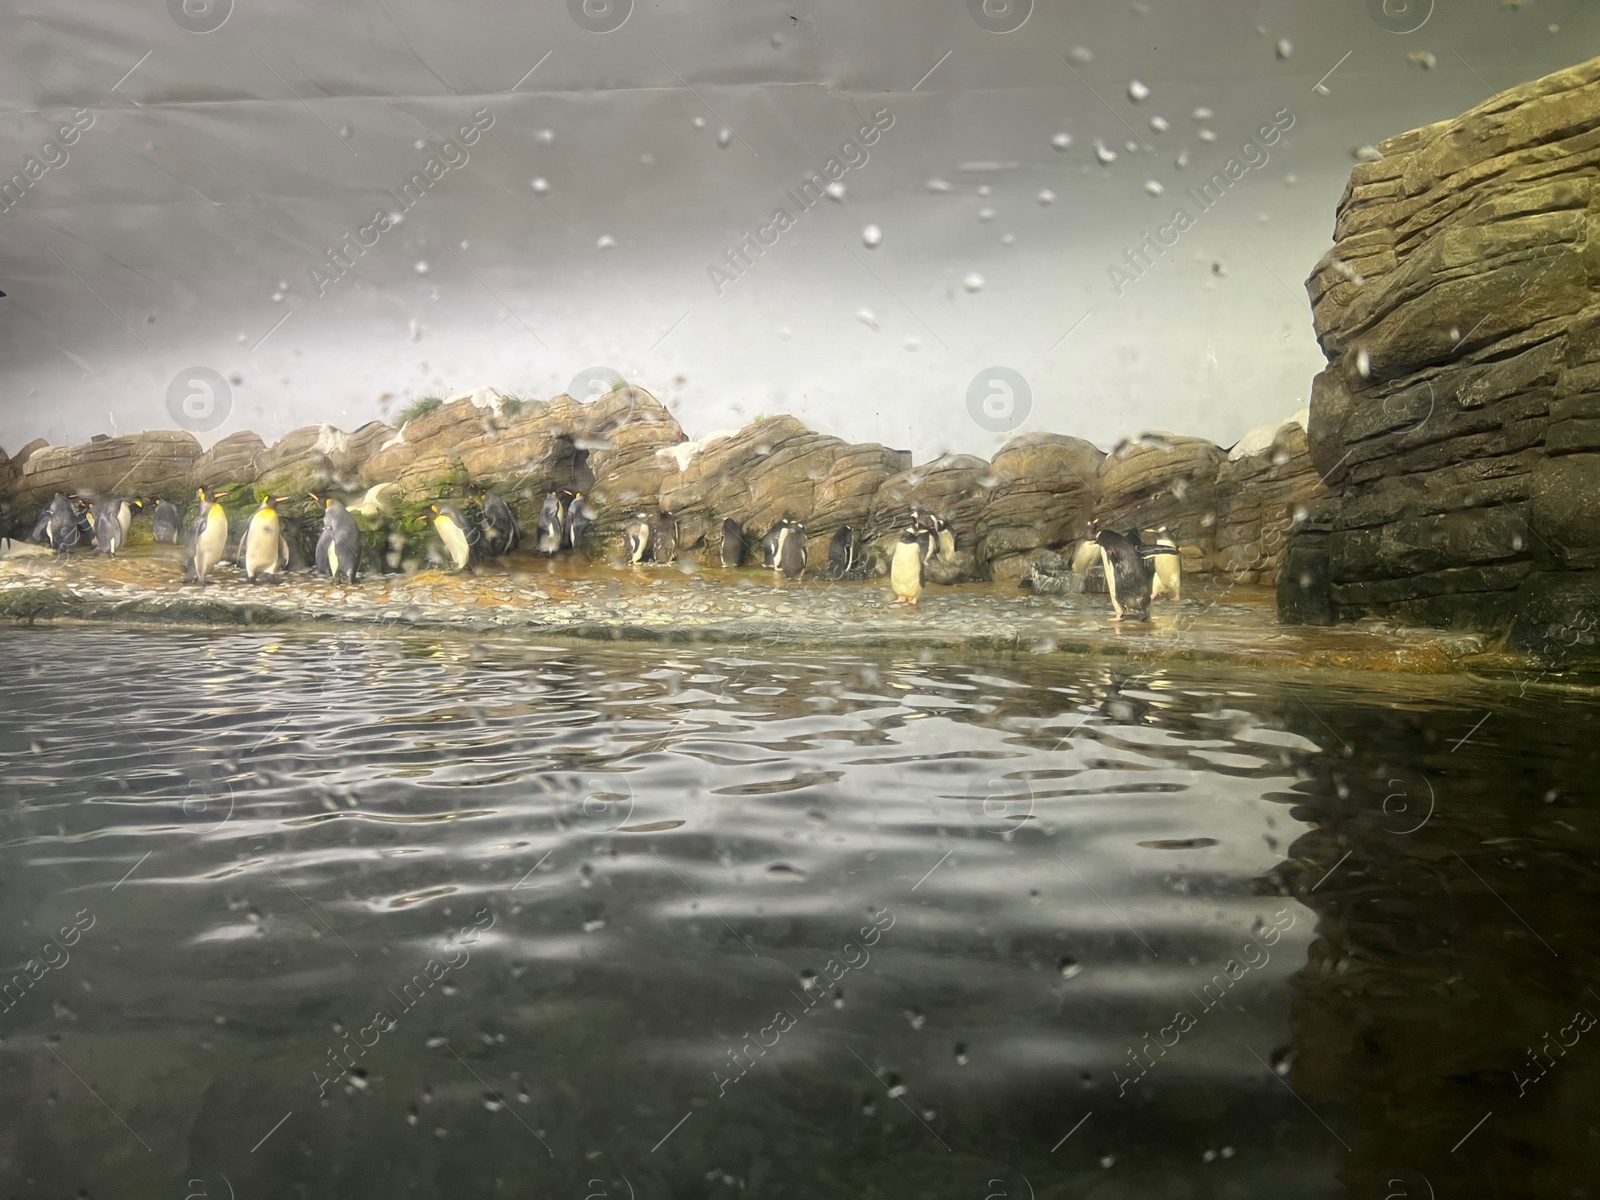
[1286,55,1600,654]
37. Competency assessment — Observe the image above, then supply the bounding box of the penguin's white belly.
[196,508,228,578]
[117,504,134,541]
[1069,539,1101,574]
[327,541,342,578]
[1098,544,1122,615]
[245,513,281,578]
[937,529,955,560]
[890,543,923,600]
[1150,543,1181,600]
[439,519,471,569]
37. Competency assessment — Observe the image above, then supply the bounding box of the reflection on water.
[0,629,1591,1198]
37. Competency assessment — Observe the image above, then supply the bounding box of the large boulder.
[1093,433,1226,574]
[977,432,1104,578]
[1289,55,1600,642]
[17,431,201,508]
[1214,418,1325,585]
[194,431,267,491]
[866,453,994,580]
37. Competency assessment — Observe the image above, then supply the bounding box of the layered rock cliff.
[1285,56,1600,655]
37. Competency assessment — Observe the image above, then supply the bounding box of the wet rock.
[1094,432,1226,574]
[1215,418,1324,584]
[978,433,1103,574]
[867,454,993,580]
[18,431,201,509]
[194,431,267,490]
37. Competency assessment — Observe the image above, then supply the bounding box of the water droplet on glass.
[977,184,992,196]
[1051,131,1072,151]
[1058,956,1082,978]
[271,291,284,303]
[596,235,616,250]
[692,116,707,128]
[530,177,550,193]
[459,240,469,250]
[862,224,883,248]
[954,1043,969,1066]
[977,206,996,222]
[1352,145,1382,162]
[1193,106,1214,120]
[1275,37,1293,60]
[414,261,429,275]
[1037,188,1056,205]
[1128,80,1150,103]
[856,308,880,331]
[1000,232,1015,245]
[1094,140,1118,165]
[338,125,352,139]
[825,180,846,202]
[1143,180,1164,197]
[926,177,952,193]
[413,139,426,150]
[1409,50,1438,69]
[903,336,920,351]
[1356,347,1372,377]
[1176,148,1191,169]
[1149,115,1169,133]
[535,128,554,143]
[1100,1155,1116,1169]
[962,272,985,293]
[1124,140,1139,153]
[1198,129,1217,142]
[1070,45,1092,63]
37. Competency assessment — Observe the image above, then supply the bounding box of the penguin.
[890,527,924,605]
[313,493,363,584]
[1143,526,1182,602]
[41,494,79,552]
[151,500,183,545]
[535,491,565,555]
[474,487,521,557]
[719,517,744,567]
[187,486,230,584]
[910,507,951,564]
[827,526,856,579]
[652,512,679,564]
[29,505,51,545]
[623,513,652,564]
[113,498,142,543]
[242,496,288,582]
[563,492,592,551]
[1094,525,1152,621]
[761,517,794,569]
[90,502,124,556]
[426,504,475,571]
[774,519,806,580]
[69,496,95,544]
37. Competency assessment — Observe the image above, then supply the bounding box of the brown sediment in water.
[6,545,1588,688]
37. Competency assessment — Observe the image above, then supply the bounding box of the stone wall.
[1284,55,1600,653]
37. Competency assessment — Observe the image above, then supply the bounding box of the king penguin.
[890,527,924,606]
[41,494,80,552]
[623,512,652,564]
[242,496,288,582]
[827,526,856,579]
[313,494,363,584]
[563,492,592,551]
[773,519,806,580]
[652,512,679,564]
[1144,526,1182,602]
[90,502,124,556]
[535,491,565,555]
[187,487,230,584]
[427,504,475,571]
[474,487,521,557]
[114,498,142,543]
[1094,526,1152,621]
[719,517,744,567]
[151,500,183,545]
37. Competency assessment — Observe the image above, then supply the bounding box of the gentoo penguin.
[535,492,565,555]
[90,502,124,556]
[42,494,80,552]
[1144,526,1182,602]
[113,498,142,543]
[151,500,183,545]
[242,496,288,582]
[719,517,744,567]
[426,504,475,571]
[1094,526,1152,621]
[313,494,362,584]
[652,512,679,564]
[623,512,652,564]
[890,527,924,606]
[761,516,796,569]
[187,487,230,584]
[827,526,856,579]
[474,487,520,557]
[774,519,806,580]
[563,492,592,550]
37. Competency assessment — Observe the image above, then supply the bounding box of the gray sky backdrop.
[0,0,1595,459]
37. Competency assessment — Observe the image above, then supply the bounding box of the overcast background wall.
[0,0,1593,459]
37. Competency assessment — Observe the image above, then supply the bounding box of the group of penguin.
[425,488,593,570]
[620,511,887,584]
[1081,522,1183,621]
[183,488,365,584]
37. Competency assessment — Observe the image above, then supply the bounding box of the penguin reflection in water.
[185,487,231,584]
[473,487,520,557]
[425,504,476,572]
[242,496,291,582]
[311,493,362,584]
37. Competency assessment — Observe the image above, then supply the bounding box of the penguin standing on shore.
[719,518,744,567]
[536,492,565,555]
[313,494,363,584]
[563,492,592,551]
[910,507,951,564]
[827,526,856,579]
[1144,526,1182,602]
[90,502,124,556]
[426,504,475,571]
[774,519,806,580]
[623,513,652,565]
[242,496,289,582]
[474,487,521,557]
[890,527,924,606]
[151,500,183,544]
[41,494,80,552]
[187,487,230,584]
[761,517,792,569]
[1094,525,1152,621]
[113,498,143,543]
[652,512,679,564]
